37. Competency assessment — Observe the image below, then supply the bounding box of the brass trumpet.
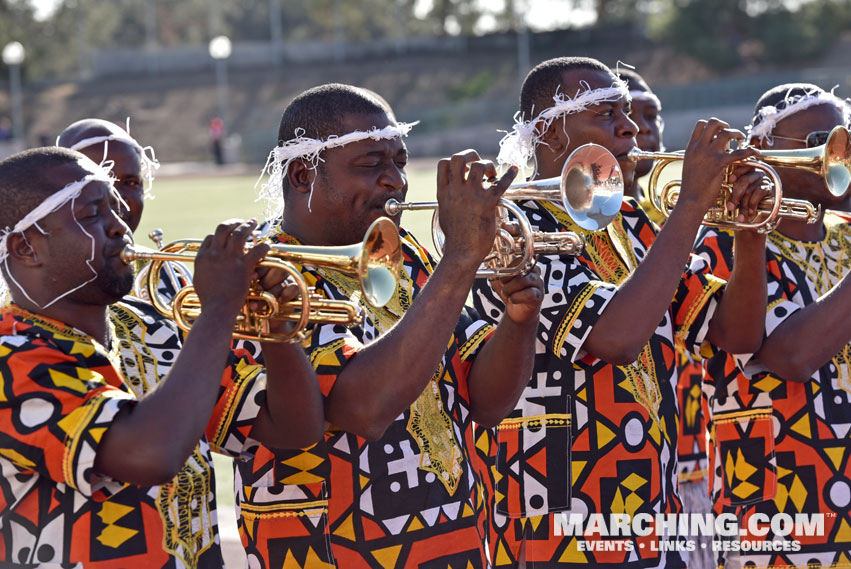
[132,228,193,303]
[631,125,851,232]
[385,143,624,277]
[121,217,403,342]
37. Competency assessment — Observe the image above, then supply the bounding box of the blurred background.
[2,1,850,565]
[3,0,851,162]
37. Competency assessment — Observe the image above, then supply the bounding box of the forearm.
[757,275,851,381]
[468,316,538,427]
[251,342,325,450]
[583,202,705,363]
[325,252,480,440]
[706,231,766,353]
[95,307,236,485]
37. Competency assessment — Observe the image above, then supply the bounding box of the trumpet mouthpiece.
[384,199,402,216]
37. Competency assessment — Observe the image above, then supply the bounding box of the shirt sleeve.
[670,251,726,355]
[206,347,268,461]
[472,252,617,363]
[0,340,136,498]
[454,306,494,363]
[307,323,364,398]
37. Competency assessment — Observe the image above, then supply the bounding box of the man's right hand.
[678,118,759,214]
[193,219,270,318]
[436,150,519,266]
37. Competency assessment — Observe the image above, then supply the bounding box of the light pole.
[208,35,232,155]
[2,41,25,146]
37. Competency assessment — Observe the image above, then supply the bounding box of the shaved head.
[0,147,93,231]
[56,118,129,149]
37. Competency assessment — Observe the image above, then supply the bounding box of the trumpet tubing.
[124,217,402,342]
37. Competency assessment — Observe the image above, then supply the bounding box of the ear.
[287,159,317,195]
[6,232,42,267]
[539,119,567,155]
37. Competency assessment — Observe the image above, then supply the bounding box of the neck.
[533,157,561,181]
[626,179,643,201]
[14,295,111,346]
[281,209,315,246]
[776,210,827,242]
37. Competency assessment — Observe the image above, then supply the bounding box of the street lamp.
[2,41,26,145]
[208,35,231,160]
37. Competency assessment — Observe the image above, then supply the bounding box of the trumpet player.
[237,83,544,569]
[472,56,770,569]
[694,83,851,569]
[0,147,324,568]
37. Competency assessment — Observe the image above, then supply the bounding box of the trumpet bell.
[358,217,402,307]
[822,125,851,197]
[558,143,625,231]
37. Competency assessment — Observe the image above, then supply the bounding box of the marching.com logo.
[553,513,824,553]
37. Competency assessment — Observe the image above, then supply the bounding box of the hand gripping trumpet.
[121,217,403,342]
[630,125,851,232]
[385,143,624,277]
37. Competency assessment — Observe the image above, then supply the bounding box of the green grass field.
[136,162,441,252]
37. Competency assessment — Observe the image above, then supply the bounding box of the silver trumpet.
[385,143,624,277]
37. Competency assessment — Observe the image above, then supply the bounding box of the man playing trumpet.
[472,56,771,568]
[694,83,851,569]
[0,147,324,567]
[236,83,545,569]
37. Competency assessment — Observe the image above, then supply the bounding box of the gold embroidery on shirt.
[157,446,215,566]
[408,372,464,496]
[109,304,160,397]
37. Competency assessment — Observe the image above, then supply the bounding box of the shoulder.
[111,297,181,336]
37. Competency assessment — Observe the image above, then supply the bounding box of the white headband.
[748,87,849,143]
[61,122,160,198]
[629,90,662,111]
[0,157,120,309]
[255,121,418,220]
[497,78,630,169]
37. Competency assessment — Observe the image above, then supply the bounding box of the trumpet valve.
[533,231,584,256]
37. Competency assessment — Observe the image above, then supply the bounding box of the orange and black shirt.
[234,228,496,569]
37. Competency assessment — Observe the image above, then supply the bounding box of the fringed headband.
[255,121,418,220]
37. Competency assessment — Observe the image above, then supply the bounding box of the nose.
[380,163,406,192]
[108,208,131,240]
[618,112,639,139]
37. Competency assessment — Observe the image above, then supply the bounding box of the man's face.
[556,69,639,188]
[308,112,408,245]
[759,102,847,206]
[34,167,134,306]
[629,92,664,179]
[78,141,144,232]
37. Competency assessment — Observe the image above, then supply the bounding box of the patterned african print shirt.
[0,300,266,568]
[632,189,709,487]
[471,197,724,568]
[694,214,851,569]
[235,228,495,569]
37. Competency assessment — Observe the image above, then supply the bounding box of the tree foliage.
[4,0,851,81]
[652,0,851,70]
